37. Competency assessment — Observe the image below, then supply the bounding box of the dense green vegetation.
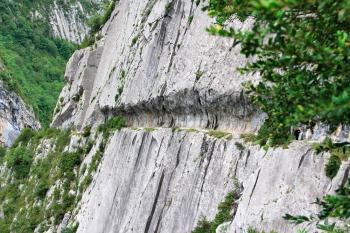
[0,128,76,232]
[0,116,125,232]
[206,0,350,147]
[0,0,102,126]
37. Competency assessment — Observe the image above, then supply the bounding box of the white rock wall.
[50,0,350,232]
[51,0,263,132]
[75,129,349,233]
[49,1,89,43]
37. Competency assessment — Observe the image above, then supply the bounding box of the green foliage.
[0,127,87,232]
[192,190,239,233]
[81,0,118,48]
[0,146,6,158]
[325,155,341,179]
[6,146,33,179]
[82,125,92,137]
[34,180,50,199]
[210,191,238,232]
[144,127,156,132]
[192,217,211,233]
[234,142,245,151]
[312,138,349,178]
[206,0,350,146]
[0,1,77,126]
[0,0,104,126]
[97,116,126,139]
[62,223,79,233]
[12,128,35,147]
[247,228,278,233]
[207,130,231,139]
[284,178,350,232]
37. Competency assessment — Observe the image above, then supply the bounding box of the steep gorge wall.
[48,0,350,232]
[75,129,348,233]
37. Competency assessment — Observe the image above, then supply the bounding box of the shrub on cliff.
[6,146,33,179]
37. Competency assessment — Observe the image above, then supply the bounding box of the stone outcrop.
[48,0,349,232]
[0,84,40,147]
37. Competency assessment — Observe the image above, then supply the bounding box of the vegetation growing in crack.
[207,130,231,139]
[247,228,278,233]
[191,183,241,233]
[312,137,350,179]
[79,116,125,193]
[98,116,126,139]
[115,70,126,103]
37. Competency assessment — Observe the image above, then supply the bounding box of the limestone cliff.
[49,0,349,232]
[0,0,349,233]
[32,0,105,43]
[49,1,90,43]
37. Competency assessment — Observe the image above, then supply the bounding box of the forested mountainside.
[0,0,106,126]
[0,0,350,233]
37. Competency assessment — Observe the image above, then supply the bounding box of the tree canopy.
[206,0,350,146]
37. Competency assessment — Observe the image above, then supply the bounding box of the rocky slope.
[0,84,40,147]
[0,0,349,233]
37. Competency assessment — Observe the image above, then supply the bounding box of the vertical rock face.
[76,129,348,233]
[0,85,40,147]
[51,0,263,132]
[46,0,349,232]
[47,0,105,43]
[49,1,89,43]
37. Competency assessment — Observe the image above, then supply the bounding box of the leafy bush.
[0,146,7,158]
[192,217,211,233]
[97,116,126,139]
[206,0,350,146]
[82,125,92,137]
[81,0,118,48]
[210,191,238,232]
[12,128,35,147]
[58,152,82,180]
[34,180,50,199]
[325,155,341,179]
[312,138,349,179]
[62,223,79,233]
[6,146,33,179]
[192,190,239,233]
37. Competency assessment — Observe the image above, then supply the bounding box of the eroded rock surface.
[52,0,263,132]
[0,85,40,147]
[76,129,348,233]
[49,0,349,232]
